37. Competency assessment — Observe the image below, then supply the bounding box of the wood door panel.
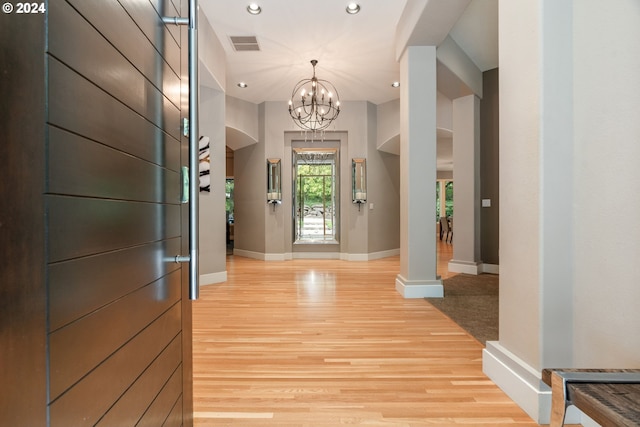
[148,0,182,52]
[48,127,180,203]
[47,195,180,263]
[67,0,181,91]
[49,270,181,400]
[45,0,190,424]
[115,0,182,77]
[136,367,183,427]
[96,334,183,427]
[49,304,182,426]
[48,0,180,139]
[163,397,185,427]
[48,57,180,171]
[3,0,190,424]
[49,238,181,331]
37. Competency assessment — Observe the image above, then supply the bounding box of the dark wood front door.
[1,1,193,425]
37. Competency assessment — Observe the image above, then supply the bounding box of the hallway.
[192,250,540,426]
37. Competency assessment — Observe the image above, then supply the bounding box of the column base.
[395,274,443,298]
[482,341,585,425]
[483,341,553,424]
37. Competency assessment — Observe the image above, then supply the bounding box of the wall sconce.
[267,158,282,210]
[352,158,367,210]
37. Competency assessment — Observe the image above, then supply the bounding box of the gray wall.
[230,99,400,259]
[1,1,192,425]
[199,87,226,281]
[368,103,401,253]
[234,138,267,255]
[198,9,227,283]
[480,68,499,265]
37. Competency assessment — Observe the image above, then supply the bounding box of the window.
[293,149,338,243]
[436,180,454,220]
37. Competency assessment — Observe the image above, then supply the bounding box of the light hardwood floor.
[192,240,545,426]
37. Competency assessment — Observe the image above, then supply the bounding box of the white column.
[483,0,578,424]
[448,95,482,274]
[396,46,443,298]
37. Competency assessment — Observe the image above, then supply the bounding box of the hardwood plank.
[192,255,548,426]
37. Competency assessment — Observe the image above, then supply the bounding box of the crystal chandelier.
[288,60,340,132]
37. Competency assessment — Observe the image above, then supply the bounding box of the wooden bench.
[542,369,640,427]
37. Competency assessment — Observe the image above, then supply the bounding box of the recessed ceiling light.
[247,3,261,15]
[346,3,360,14]
[237,82,248,88]
[391,81,400,88]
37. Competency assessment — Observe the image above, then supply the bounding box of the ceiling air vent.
[230,36,260,52]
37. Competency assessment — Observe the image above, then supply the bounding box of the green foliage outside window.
[435,181,454,220]
[297,164,333,206]
[225,179,234,220]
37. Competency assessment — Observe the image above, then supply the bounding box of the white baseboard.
[292,252,342,259]
[448,260,482,275]
[395,274,443,298]
[447,261,500,275]
[232,249,265,260]
[367,248,400,260]
[482,341,583,425]
[481,263,499,274]
[264,253,286,261]
[246,249,401,262]
[344,253,369,261]
[200,271,227,285]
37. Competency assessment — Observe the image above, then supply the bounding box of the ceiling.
[198,0,498,105]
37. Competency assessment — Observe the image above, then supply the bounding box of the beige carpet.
[425,273,498,344]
